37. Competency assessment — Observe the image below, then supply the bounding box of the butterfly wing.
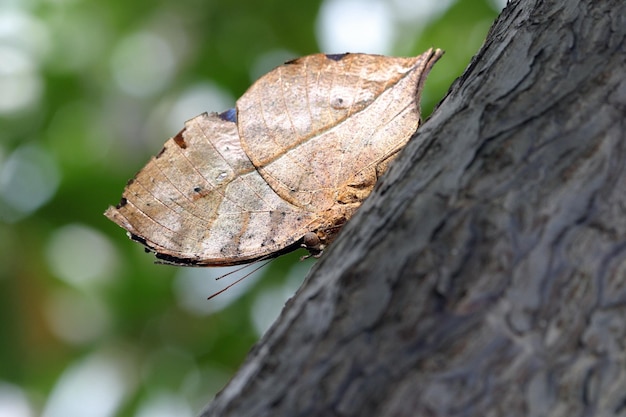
[105,112,316,265]
[236,50,441,213]
[105,50,442,265]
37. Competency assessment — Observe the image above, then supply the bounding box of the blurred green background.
[0,0,502,416]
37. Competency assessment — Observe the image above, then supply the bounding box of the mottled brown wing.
[236,49,441,213]
[105,50,442,266]
[104,113,316,266]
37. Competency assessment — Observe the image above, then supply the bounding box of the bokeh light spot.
[165,83,234,134]
[316,0,395,54]
[45,8,107,72]
[41,352,134,417]
[0,10,50,62]
[488,0,508,11]
[174,265,265,315]
[44,289,112,345]
[250,260,311,336]
[250,286,285,337]
[45,224,120,288]
[0,143,59,222]
[135,391,193,417]
[388,0,456,23]
[0,383,34,417]
[0,46,42,115]
[110,31,176,98]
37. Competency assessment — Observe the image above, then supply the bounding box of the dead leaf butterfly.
[105,49,443,266]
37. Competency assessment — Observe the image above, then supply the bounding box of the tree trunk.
[200,0,626,415]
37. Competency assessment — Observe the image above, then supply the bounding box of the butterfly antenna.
[215,263,252,281]
[207,259,272,300]
[214,254,275,281]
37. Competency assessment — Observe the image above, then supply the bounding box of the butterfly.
[105,49,443,266]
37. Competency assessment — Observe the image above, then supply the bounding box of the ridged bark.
[201,0,626,415]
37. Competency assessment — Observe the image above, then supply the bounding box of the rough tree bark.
[200,0,626,415]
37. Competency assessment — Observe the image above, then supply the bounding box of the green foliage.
[0,0,500,415]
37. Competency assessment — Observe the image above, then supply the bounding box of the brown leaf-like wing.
[105,49,442,266]
[237,50,442,212]
[105,113,317,266]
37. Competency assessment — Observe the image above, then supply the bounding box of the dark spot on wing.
[218,108,237,123]
[155,252,200,266]
[156,146,167,158]
[130,233,148,246]
[115,197,127,209]
[173,129,187,149]
[325,53,349,61]
[285,57,301,65]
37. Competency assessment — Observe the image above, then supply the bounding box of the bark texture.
[201,0,626,415]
